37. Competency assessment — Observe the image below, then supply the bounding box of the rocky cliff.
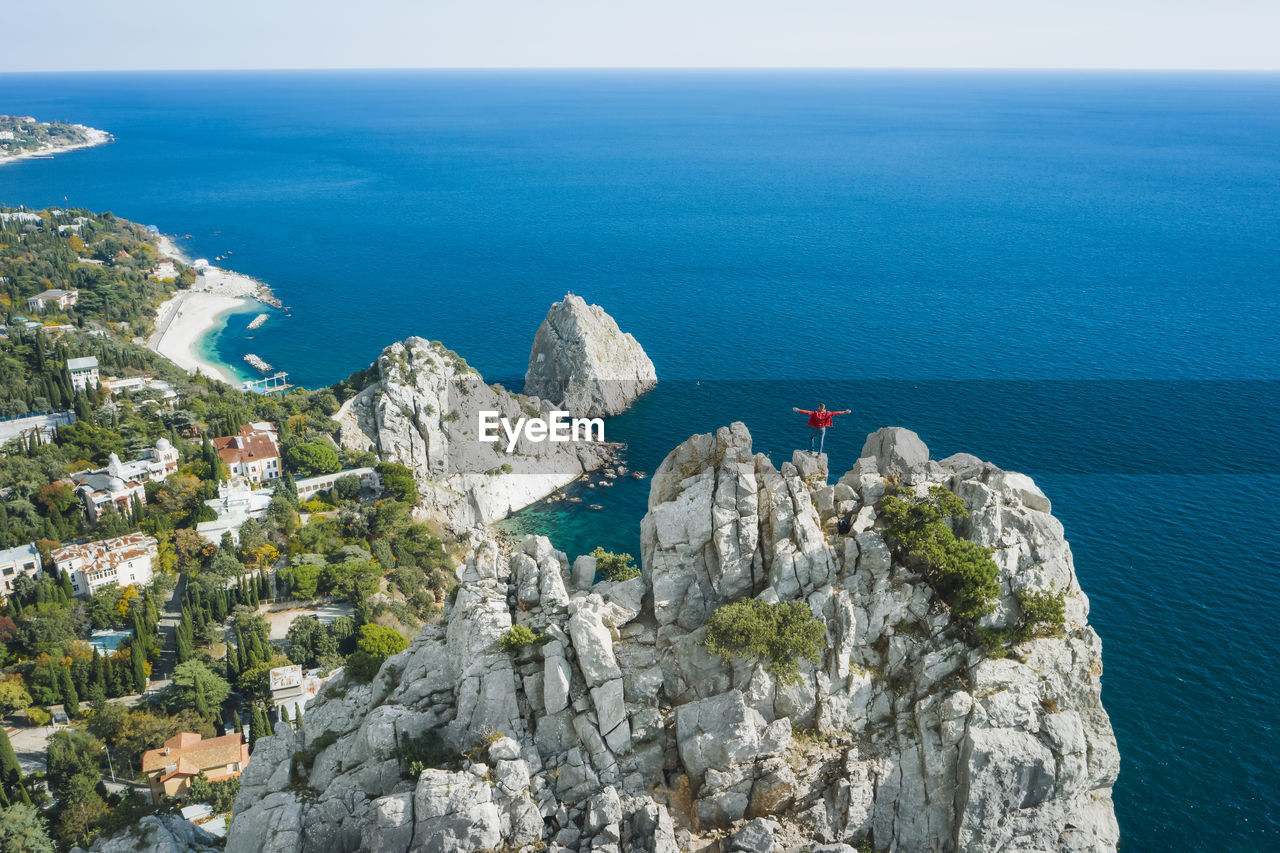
[335,337,613,527]
[229,424,1118,853]
[524,293,657,417]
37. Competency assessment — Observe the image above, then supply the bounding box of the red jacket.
[799,409,843,428]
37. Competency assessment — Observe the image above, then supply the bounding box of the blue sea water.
[2,70,1278,849]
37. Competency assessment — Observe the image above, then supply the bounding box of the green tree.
[878,486,1000,622]
[129,639,147,693]
[589,546,640,582]
[346,624,407,682]
[703,598,826,684]
[57,665,79,718]
[0,727,29,807]
[285,440,341,477]
[161,661,231,716]
[45,730,102,800]
[0,680,32,717]
[0,803,54,853]
[375,462,418,503]
[286,615,337,668]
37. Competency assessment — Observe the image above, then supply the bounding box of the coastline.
[0,125,112,166]
[147,236,280,388]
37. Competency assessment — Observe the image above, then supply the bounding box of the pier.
[242,372,292,395]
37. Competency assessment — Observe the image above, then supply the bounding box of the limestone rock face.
[524,293,657,418]
[83,815,220,853]
[229,425,1119,853]
[335,337,613,527]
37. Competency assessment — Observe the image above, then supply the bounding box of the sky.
[3,0,1277,72]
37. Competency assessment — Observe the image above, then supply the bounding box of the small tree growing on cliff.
[878,486,1000,622]
[590,547,640,582]
[703,599,826,684]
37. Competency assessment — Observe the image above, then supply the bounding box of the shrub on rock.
[346,624,408,682]
[878,485,1000,622]
[702,599,825,684]
[590,546,640,582]
[498,624,545,653]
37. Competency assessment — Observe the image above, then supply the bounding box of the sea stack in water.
[524,292,657,417]
[228,423,1118,852]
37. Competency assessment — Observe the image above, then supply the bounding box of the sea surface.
[2,70,1278,850]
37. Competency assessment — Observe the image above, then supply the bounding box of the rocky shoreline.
[0,122,111,165]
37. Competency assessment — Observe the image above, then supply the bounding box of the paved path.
[153,574,187,681]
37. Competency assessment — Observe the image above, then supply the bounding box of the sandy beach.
[148,291,253,385]
[148,238,278,387]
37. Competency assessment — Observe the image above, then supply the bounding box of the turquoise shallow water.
[2,70,1278,849]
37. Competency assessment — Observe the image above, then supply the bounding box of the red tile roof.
[142,731,248,777]
[212,425,280,466]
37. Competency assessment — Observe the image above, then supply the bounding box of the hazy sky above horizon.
[5,0,1277,72]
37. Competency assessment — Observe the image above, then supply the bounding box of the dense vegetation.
[0,208,458,850]
[703,598,826,684]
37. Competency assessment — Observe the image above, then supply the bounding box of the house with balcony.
[0,543,41,598]
[213,422,281,486]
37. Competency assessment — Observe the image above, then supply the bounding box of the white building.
[67,356,99,392]
[294,467,381,500]
[53,532,158,598]
[149,260,178,281]
[269,664,334,723]
[195,480,273,544]
[0,543,42,597]
[70,440,179,521]
[27,289,78,312]
[194,467,380,543]
[213,423,281,486]
[101,375,178,403]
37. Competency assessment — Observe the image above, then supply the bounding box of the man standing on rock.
[792,402,851,455]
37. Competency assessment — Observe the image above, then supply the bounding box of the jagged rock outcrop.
[524,293,657,417]
[335,337,613,527]
[77,815,220,853]
[230,423,1118,852]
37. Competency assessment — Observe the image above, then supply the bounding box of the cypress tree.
[194,677,211,720]
[279,705,290,728]
[248,705,265,750]
[176,609,193,663]
[130,640,147,693]
[0,726,28,805]
[58,665,79,718]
